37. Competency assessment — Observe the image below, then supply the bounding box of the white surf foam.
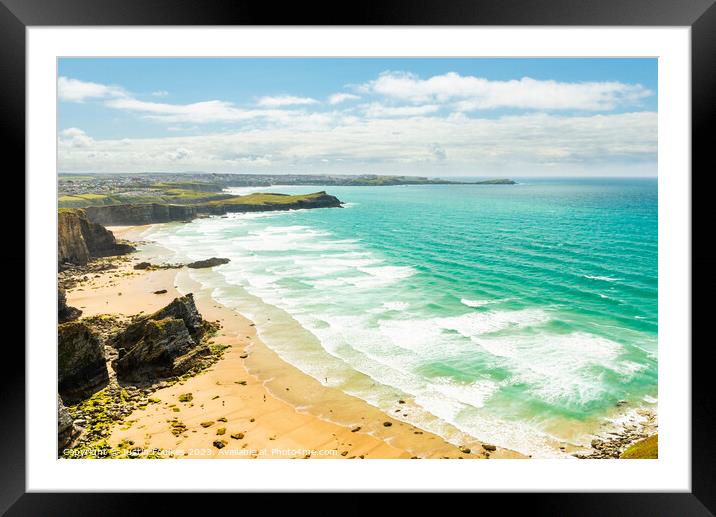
[383,301,410,311]
[145,211,652,458]
[583,275,620,282]
[460,298,491,308]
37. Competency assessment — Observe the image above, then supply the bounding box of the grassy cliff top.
[150,180,225,192]
[207,191,330,206]
[58,207,86,216]
[59,188,232,208]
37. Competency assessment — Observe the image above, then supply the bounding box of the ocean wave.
[146,204,656,458]
[460,298,491,308]
[383,301,410,311]
[583,274,620,282]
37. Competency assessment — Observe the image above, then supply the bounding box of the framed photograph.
[5,0,712,511]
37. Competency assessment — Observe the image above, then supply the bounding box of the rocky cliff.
[58,209,135,266]
[81,192,343,225]
[58,321,109,403]
[111,294,211,381]
[58,394,80,452]
[58,288,82,323]
[84,203,197,226]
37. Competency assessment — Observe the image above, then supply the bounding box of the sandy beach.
[64,225,523,459]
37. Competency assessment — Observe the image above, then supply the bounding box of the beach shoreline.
[64,224,522,459]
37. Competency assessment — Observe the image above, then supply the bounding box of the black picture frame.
[3,0,711,512]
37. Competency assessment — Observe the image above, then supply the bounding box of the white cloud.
[58,112,656,175]
[256,95,318,107]
[328,93,360,104]
[60,127,94,148]
[58,76,125,102]
[362,103,440,118]
[59,77,322,125]
[152,90,169,97]
[166,148,191,161]
[361,71,652,111]
[104,97,304,125]
[57,73,656,176]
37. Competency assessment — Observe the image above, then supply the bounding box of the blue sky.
[58,58,657,176]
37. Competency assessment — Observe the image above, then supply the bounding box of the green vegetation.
[170,420,187,437]
[208,191,327,207]
[59,175,96,181]
[58,193,115,207]
[63,388,122,459]
[58,187,232,208]
[151,180,224,192]
[160,188,230,201]
[620,435,658,459]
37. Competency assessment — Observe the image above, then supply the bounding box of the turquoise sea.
[144,178,657,457]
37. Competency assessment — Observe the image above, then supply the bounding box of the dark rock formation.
[113,293,205,346]
[58,210,90,265]
[115,318,210,381]
[58,321,109,402]
[82,192,343,225]
[58,209,135,266]
[111,294,210,381]
[133,261,152,270]
[58,394,80,452]
[85,204,197,226]
[58,288,82,323]
[187,257,230,269]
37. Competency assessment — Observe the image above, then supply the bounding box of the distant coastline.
[58,173,516,208]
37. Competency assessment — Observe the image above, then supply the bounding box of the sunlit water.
[143,178,657,457]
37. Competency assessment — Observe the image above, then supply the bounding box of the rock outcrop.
[111,294,210,381]
[58,209,135,266]
[200,191,343,216]
[85,203,197,226]
[82,192,343,225]
[58,394,79,452]
[58,321,109,402]
[58,288,82,323]
[187,257,230,269]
